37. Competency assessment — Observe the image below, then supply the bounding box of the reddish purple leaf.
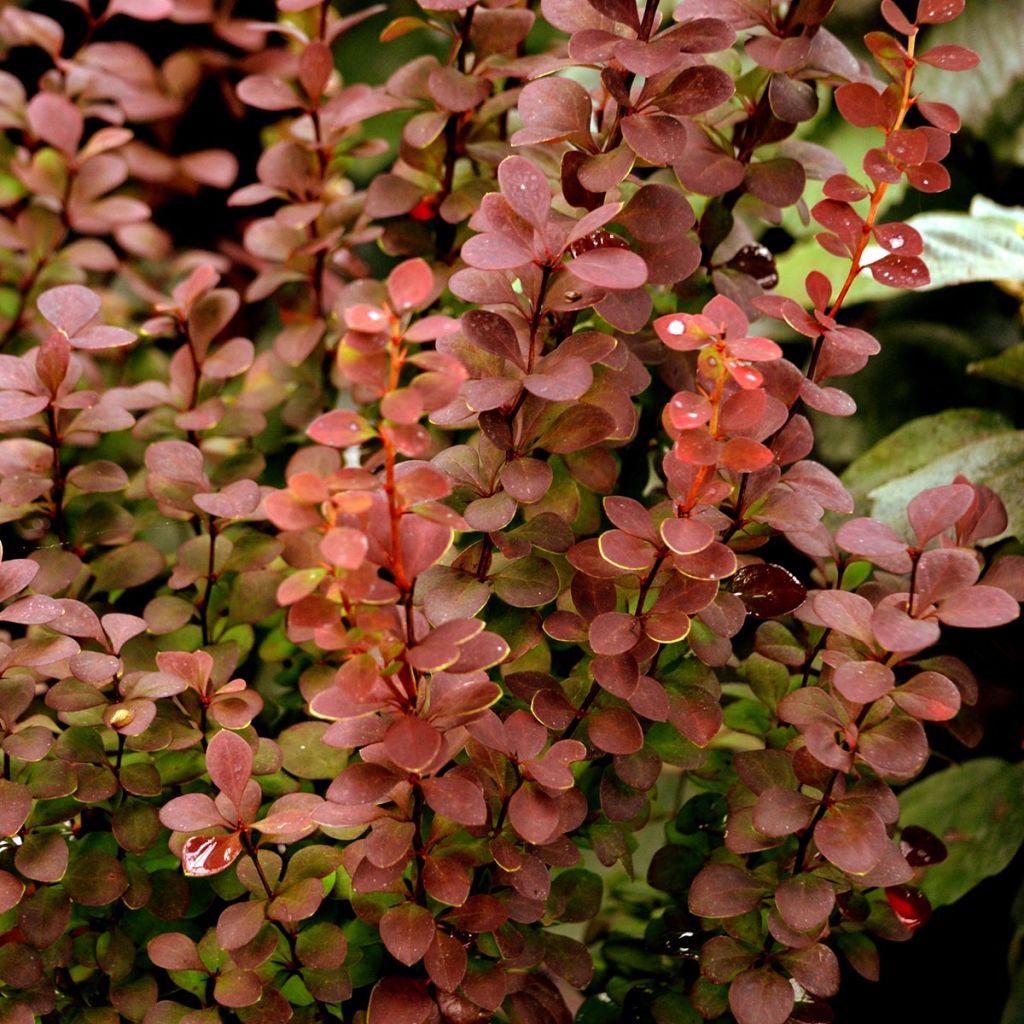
[775,873,835,932]
[916,0,964,24]
[885,884,931,928]
[588,706,643,754]
[937,586,1020,628]
[568,247,648,289]
[498,156,551,228]
[512,77,593,146]
[881,0,916,34]
[728,967,795,1024]
[620,112,688,165]
[700,936,757,983]
[159,793,229,833]
[588,611,641,656]
[917,43,979,70]
[38,285,100,335]
[814,803,888,874]
[908,483,974,545]
[752,787,817,838]
[832,660,894,703]
[217,899,267,951]
[509,784,559,845]
[780,943,840,997]
[893,671,961,720]
[384,716,443,774]
[380,902,437,966]
[206,729,254,810]
[0,780,31,837]
[425,929,468,991]
[388,258,434,311]
[421,775,487,826]
[367,978,435,1024]
[147,933,204,972]
[869,254,930,289]
[689,864,765,918]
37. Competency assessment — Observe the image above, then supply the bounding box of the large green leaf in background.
[840,408,1024,540]
[899,759,1024,907]
[776,197,1024,306]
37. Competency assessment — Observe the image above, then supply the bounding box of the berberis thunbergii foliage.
[0,1,1020,1023]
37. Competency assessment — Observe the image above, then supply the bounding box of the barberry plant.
[0,1,1020,1024]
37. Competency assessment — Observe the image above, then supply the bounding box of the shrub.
[0,1,1020,1023]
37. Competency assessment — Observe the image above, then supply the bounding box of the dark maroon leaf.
[732,564,806,618]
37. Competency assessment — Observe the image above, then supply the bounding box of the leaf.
[587,707,643,754]
[388,258,434,311]
[862,424,1024,543]
[497,156,550,228]
[147,933,204,972]
[367,978,434,1024]
[689,864,765,918]
[841,408,1011,510]
[421,775,486,826]
[26,93,83,155]
[384,716,442,774]
[206,730,253,809]
[237,75,298,110]
[728,967,794,1024]
[0,780,32,837]
[512,77,592,146]
[492,556,559,608]
[568,247,648,290]
[63,850,128,905]
[774,874,835,932]
[424,929,467,991]
[509,784,559,845]
[461,310,523,367]
[814,803,888,875]
[731,564,806,618]
[296,922,348,970]
[217,899,267,950]
[380,902,436,966]
[181,834,243,877]
[968,342,1024,391]
[899,758,1024,906]
[37,284,99,335]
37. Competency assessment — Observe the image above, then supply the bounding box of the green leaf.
[777,195,1024,306]
[899,758,1024,907]
[880,198,1024,292]
[279,721,349,780]
[549,869,603,923]
[841,407,1013,510]
[969,343,1024,391]
[865,429,1024,542]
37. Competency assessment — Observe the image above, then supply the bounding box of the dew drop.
[668,319,685,336]
[889,235,904,250]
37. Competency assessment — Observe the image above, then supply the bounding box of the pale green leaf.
[900,759,1024,907]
